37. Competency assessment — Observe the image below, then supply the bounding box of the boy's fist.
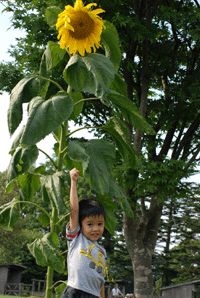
[70,168,80,181]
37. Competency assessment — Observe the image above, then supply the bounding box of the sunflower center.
[70,11,94,39]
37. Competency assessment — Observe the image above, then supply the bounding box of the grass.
[0,295,41,298]
[0,296,23,298]
[0,296,41,298]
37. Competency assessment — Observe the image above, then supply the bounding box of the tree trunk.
[133,246,154,298]
[124,202,163,298]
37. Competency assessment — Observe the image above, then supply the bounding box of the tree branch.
[185,144,200,170]
[173,115,200,159]
[157,121,178,161]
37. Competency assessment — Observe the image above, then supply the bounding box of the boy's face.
[81,214,105,241]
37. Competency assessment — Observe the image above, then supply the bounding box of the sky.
[0,3,58,172]
[0,3,23,172]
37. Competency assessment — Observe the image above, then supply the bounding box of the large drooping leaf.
[84,139,116,195]
[8,76,39,135]
[7,145,39,181]
[68,90,84,120]
[63,54,95,92]
[101,21,121,71]
[9,127,25,154]
[17,173,41,201]
[64,54,115,97]
[83,139,133,223]
[39,50,51,98]
[28,232,65,273]
[98,195,117,235]
[82,54,115,97]
[21,91,73,145]
[45,41,66,71]
[41,172,65,216]
[109,73,128,97]
[0,198,19,230]
[68,140,89,175]
[106,90,154,134]
[103,117,136,168]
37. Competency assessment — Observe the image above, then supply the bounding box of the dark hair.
[79,199,105,225]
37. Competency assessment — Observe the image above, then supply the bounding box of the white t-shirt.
[112,287,122,296]
[66,225,107,297]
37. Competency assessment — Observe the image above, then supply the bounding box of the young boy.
[61,168,107,298]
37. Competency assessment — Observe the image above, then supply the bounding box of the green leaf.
[47,232,60,248]
[39,51,51,98]
[45,6,62,27]
[85,139,116,195]
[41,172,65,215]
[103,117,136,168]
[68,140,89,176]
[0,198,19,230]
[82,53,115,97]
[7,146,39,181]
[28,239,47,267]
[8,76,39,135]
[55,282,67,298]
[83,139,133,221]
[21,91,73,145]
[45,41,66,71]
[106,91,154,134]
[17,173,41,201]
[63,54,95,92]
[9,127,25,154]
[38,213,50,228]
[28,233,65,273]
[64,54,115,96]
[69,90,84,120]
[99,196,117,235]
[110,73,128,97]
[101,21,121,71]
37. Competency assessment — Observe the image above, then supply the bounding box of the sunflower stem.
[37,75,65,91]
[38,148,58,170]
[66,125,97,138]
[74,97,99,105]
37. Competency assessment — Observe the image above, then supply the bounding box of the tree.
[1,1,200,298]
[0,171,47,281]
[154,181,200,286]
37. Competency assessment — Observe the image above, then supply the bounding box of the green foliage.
[0,62,23,94]
[20,92,73,145]
[43,41,67,71]
[41,172,65,216]
[8,76,39,135]
[101,21,121,71]
[0,198,19,230]
[169,239,200,283]
[135,160,187,201]
[64,53,115,97]
[7,146,39,181]
[28,232,65,273]
[45,6,62,28]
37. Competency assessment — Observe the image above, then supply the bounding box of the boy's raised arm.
[69,168,80,231]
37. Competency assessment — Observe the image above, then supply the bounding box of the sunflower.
[56,0,105,56]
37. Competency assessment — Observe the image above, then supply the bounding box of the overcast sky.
[0,3,22,171]
[0,3,55,172]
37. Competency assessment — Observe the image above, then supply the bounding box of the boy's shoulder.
[66,224,80,241]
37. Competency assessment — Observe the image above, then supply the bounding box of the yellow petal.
[56,0,105,56]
